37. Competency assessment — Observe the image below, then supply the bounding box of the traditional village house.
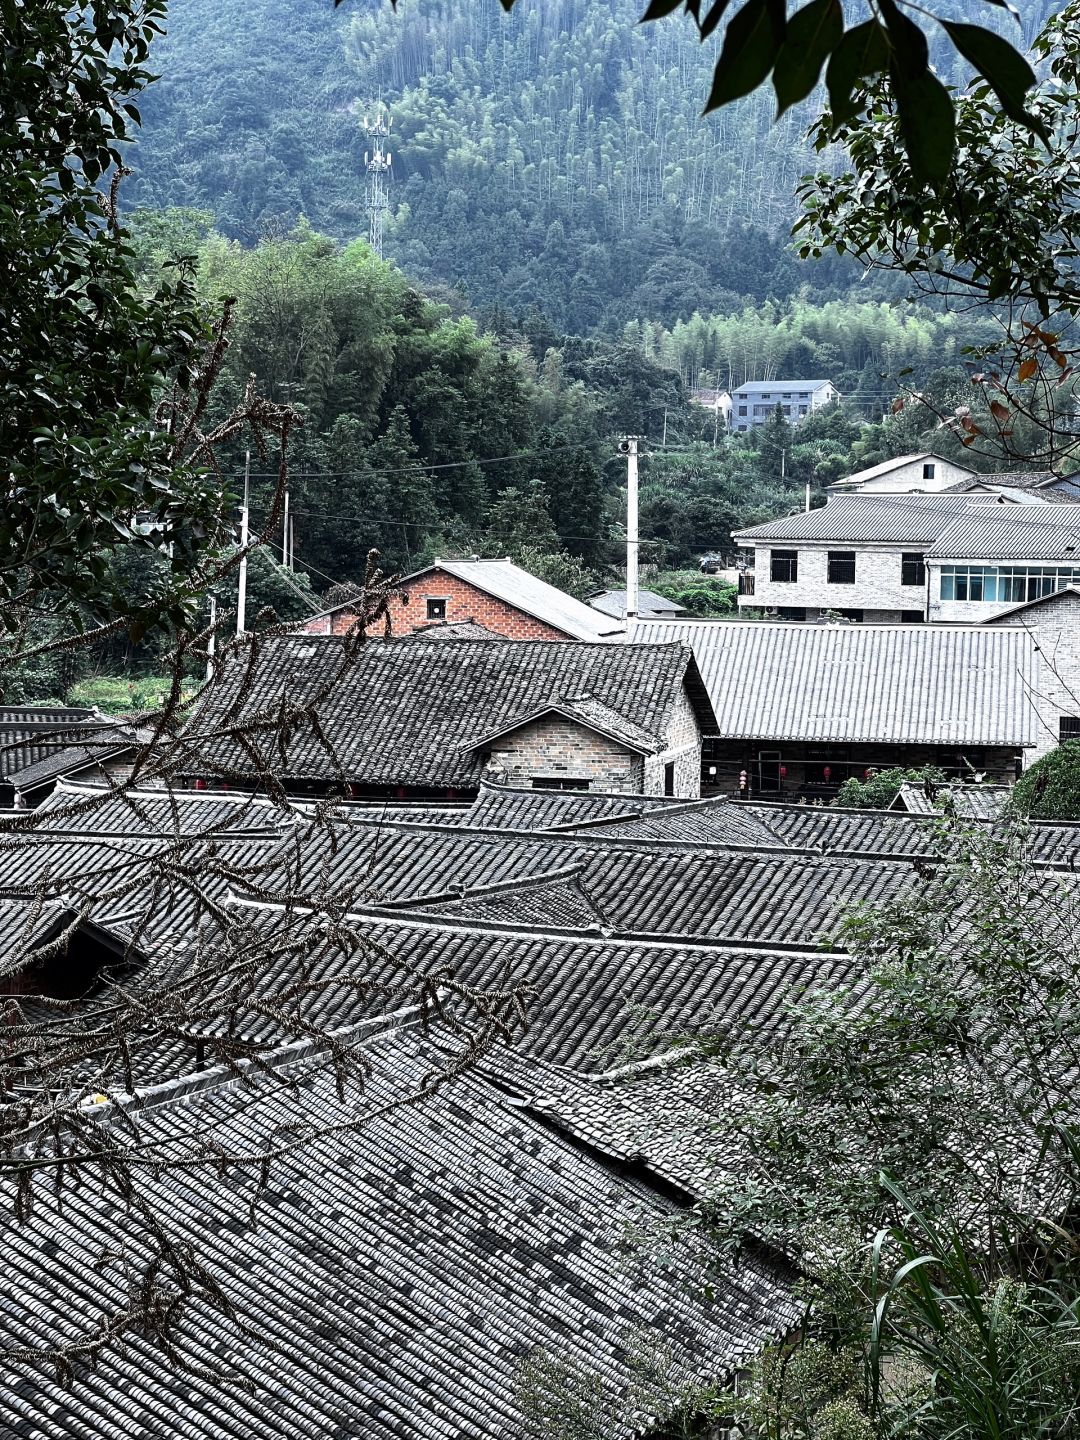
[586,586,687,621]
[986,586,1080,757]
[733,493,1080,623]
[184,633,715,800]
[628,617,1039,797]
[300,557,621,641]
[0,706,150,808]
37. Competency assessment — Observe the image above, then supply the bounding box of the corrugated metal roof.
[733,494,978,544]
[627,620,1039,746]
[731,379,832,394]
[588,588,685,619]
[434,559,624,639]
[927,511,1080,559]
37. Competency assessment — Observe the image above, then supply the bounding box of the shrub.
[833,765,947,810]
[1010,741,1080,820]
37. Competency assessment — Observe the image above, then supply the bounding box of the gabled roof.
[587,588,687,620]
[185,635,716,787]
[830,451,975,487]
[628,619,1039,747]
[306,559,623,641]
[0,1022,800,1440]
[468,695,664,756]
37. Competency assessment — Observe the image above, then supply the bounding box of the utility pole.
[282,489,290,570]
[363,107,393,259]
[620,436,640,633]
[237,450,250,636]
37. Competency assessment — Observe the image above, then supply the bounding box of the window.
[664,761,676,796]
[781,406,791,416]
[798,406,808,416]
[1060,717,1080,741]
[761,392,771,399]
[827,550,857,585]
[425,597,449,621]
[939,564,1080,604]
[901,610,925,624]
[922,462,936,479]
[532,777,591,791]
[777,606,806,620]
[770,549,798,583]
[738,405,747,416]
[838,609,863,622]
[901,553,926,586]
[782,392,792,399]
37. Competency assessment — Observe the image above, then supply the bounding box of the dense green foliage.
[711,825,1080,1435]
[1010,741,1080,821]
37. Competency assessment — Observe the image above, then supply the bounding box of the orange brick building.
[301,558,622,642]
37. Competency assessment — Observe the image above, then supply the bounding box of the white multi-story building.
[733,493,1080,623]
[729,379,838,433]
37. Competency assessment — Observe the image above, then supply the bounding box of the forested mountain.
[128,0,1054,335]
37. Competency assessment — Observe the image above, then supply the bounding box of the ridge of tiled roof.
[468,694,664,756]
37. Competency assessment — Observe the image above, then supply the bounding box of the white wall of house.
[739,542,928,619]
[988,590,1080,761]
[730,383,837,433]
[835,456,975,493]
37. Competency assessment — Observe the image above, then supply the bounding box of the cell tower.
[362,108,393,258]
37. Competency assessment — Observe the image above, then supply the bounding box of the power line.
[242,441,591,482]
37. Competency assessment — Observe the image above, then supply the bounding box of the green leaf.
[891,62,956,187]
[825,20,890,124]
[705,0,783,111]
[772,0,842,116]
[940,20,1047,141]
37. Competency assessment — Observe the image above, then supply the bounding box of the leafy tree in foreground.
[707,822,1080,1435]
[795,3,1080,466]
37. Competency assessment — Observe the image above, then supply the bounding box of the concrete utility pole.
[363,108,393,259]
[620,436,641,633]
[282,488,290,570]
[206,595,217,681]
[237,450,250,636]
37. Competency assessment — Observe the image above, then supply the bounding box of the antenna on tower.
[362,105,393,259]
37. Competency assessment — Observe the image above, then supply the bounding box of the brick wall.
[301,569,568,640]
[643,688,702,797]
[989,591,1080,762]
[486,715,644,791]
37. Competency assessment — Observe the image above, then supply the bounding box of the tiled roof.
[234,902,863,1066]
[949,470,1060,492]
[926,511,1080,560]
[738,801,1080,865]
[0,709,130,782]
[588,589,686,620]
[6,725,143,793]
[893,782,1012,819]
[0,1023,800,1440]
[184,635,716,787]
[627,619,1039,747]
[259,814,917,948]
[464,782,789,848]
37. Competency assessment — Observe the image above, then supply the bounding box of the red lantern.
[823,766,831,783]
[779,765,787,782]
[739,769,748,793]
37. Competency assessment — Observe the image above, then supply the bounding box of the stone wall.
[301,569,567,640]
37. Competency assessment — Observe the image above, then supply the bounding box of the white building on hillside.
[827,452,977,494]
[729,380,838,433]
[733,493,1080,623]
